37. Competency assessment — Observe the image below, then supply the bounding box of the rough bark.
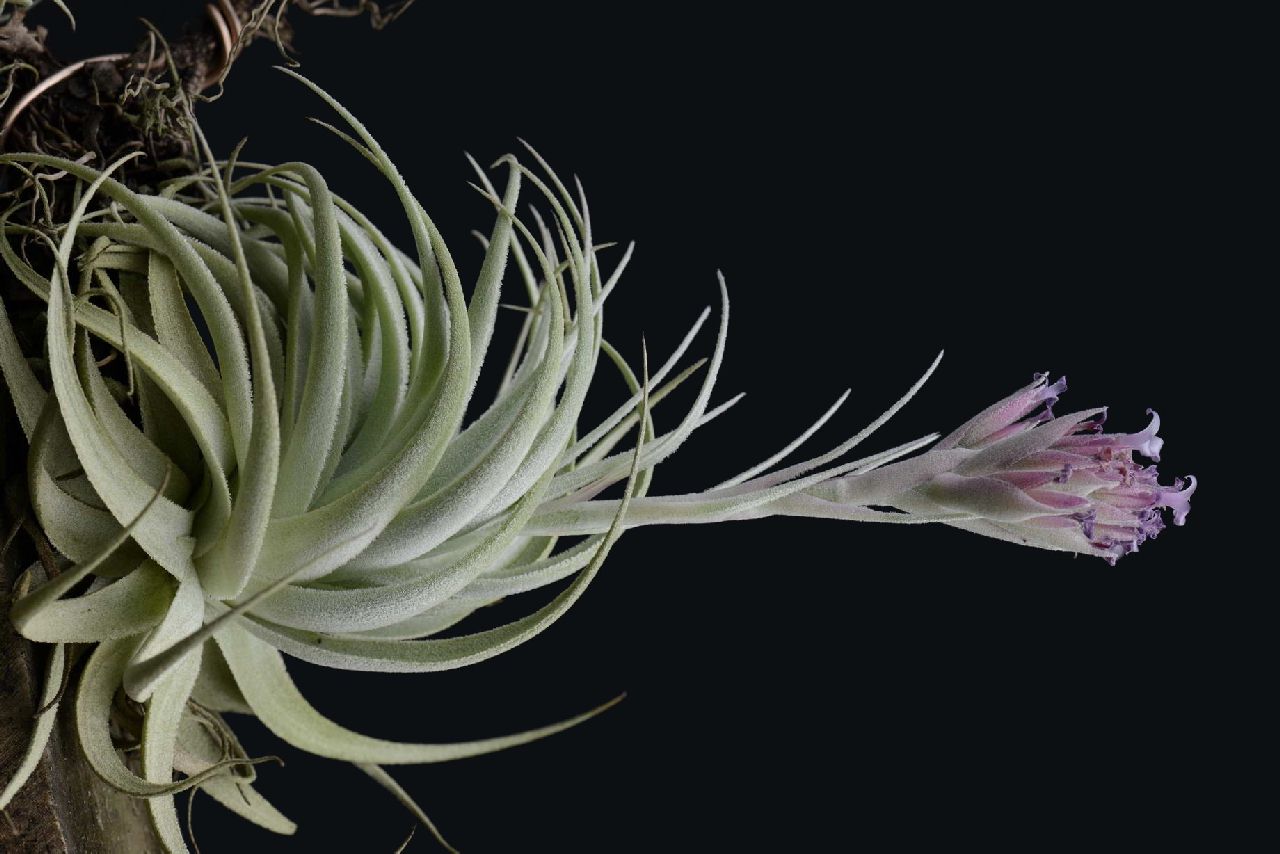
[1,538,166,852]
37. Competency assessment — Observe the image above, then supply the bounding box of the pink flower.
[816,374,1196,563]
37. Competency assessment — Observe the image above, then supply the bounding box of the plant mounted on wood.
[0,5,1197,852]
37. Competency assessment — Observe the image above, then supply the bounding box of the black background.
[26,4,1246,852]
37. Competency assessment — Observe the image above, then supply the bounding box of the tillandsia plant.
[0,69,1197,852]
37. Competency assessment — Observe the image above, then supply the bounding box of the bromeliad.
[0,72,1196,851]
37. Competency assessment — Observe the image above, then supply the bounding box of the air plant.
[0,70,1196,852]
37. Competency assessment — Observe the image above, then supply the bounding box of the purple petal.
[1160,475,1197,526]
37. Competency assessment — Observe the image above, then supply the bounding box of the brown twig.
[205,4,233,76]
